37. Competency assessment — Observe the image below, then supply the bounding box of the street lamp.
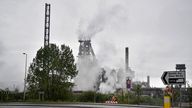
[23,53,27,101]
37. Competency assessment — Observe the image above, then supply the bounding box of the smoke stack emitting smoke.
[74,3,134,93]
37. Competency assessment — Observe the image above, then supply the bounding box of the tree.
[132,84,142,104]
[13,87,20,101]
[27,44,78,100]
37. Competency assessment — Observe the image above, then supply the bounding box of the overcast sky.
[0,0,192,90]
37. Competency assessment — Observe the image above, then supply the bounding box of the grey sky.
[0,0,192,90]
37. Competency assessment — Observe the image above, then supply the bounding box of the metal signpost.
[161,64,186,108]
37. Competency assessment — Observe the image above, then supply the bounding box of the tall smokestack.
[125,47,129,72]
[147,76,150,88]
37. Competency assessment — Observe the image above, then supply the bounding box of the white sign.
[168,71,185,78]
[162,71,186,85]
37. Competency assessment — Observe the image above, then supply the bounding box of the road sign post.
[162,64,186,108]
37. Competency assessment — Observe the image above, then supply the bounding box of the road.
[0,103,162,108]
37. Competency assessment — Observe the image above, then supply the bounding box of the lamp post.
[23,53,27,101]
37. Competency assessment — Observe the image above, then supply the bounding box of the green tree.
[27,44,78,100]
[13,87,20,101]
[132,84,142,104]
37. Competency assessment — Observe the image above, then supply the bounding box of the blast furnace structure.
[74,39,99,91]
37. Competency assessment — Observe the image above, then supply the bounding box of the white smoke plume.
[96,42,135,93]
[74,56,100,91]
[77,4,126,40]
[74,3,132,93]
[98,67,134,94]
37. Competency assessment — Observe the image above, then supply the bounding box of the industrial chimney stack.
[147,76,150,88]
[125,47,129,72]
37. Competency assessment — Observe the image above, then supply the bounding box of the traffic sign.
[161,72,168,85]
[161,71,186,85]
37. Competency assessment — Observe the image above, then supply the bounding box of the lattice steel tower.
[78,40,95,57]
[44,3,51,47]
[78,39,96,63]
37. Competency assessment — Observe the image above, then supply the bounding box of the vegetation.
[26,44,78,101]
[73,91,114,103]
[132,84,142,104]
[0,88,23,102]
[0,43,189,106]
[188,84,192,105]
[0,87,163,106]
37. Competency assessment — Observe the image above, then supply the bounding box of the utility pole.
[23,53,27,101]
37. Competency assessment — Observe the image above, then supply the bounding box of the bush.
[140,96,163,106]
[95,92,109,103]
[0,89,23,102]
[74,91,110,103]
[75,91,95,102]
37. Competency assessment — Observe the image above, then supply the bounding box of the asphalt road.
[0,103,162,108]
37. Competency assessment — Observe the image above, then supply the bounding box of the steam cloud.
[74,57,100,91]
[74,3,133,93]
[77,4,126,40]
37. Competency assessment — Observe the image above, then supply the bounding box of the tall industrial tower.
[125,47,129,72]
[74,39,98,91]
[78,39,95,59]
[44,3,51,47]
[42,3,51,99]
[125,47,135,80]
